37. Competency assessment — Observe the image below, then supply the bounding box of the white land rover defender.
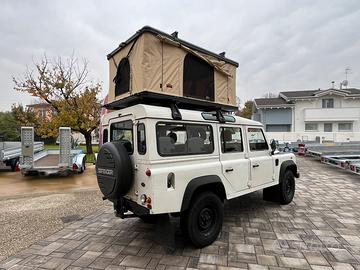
[96,92,299,247]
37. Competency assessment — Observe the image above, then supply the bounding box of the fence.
[266,132,360,143]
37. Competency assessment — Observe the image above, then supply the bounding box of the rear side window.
[103,129,108,144]
[220,127,243,153]
[137,123,146,155]
[110,120,133,154]
[248,128,268,151]
[156,122,214,156]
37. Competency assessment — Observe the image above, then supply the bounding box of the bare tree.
[13,54,102,154]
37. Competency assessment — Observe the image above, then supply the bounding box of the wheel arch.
[181,175,226,212]
[279,160,299,182]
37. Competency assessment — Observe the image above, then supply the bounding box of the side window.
[103,128,108,144]
[137,123,146,155]
[187,125,214,154]
[220,127,243,153]
[156,122,214,156]
[114,57,130,96]
[157,123,187,156]
[110,120,133,154]
[248,128,268,151]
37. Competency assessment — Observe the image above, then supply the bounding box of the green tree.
[236,100,254,119]
[0,112,21,141]
[12,54,102,154]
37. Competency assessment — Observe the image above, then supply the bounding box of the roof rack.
[104,91,237,121]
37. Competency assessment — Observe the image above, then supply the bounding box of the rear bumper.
[114,197,150,218]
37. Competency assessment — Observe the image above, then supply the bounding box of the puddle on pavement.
[0,165,98,197]
[61,214,83,223]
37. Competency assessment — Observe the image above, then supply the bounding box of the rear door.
[246,127,274,188]
[219,125,250,192]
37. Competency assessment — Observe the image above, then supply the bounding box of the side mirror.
[270,139,277,154]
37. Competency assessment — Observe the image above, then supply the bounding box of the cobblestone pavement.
[1,157,360,270]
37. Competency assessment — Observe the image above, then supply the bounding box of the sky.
[1,0,360,110]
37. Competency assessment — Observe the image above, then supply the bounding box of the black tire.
[263,170,295,205]
[96,142,133,201]
[280,170,295,204]
[10,158,19,172]
[181,192,223,248]
[79,160,85,174]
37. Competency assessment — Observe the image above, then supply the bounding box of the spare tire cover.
[96,142,133,200]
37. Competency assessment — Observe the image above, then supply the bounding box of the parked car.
[96,93,299,247]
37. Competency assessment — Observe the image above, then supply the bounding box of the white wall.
[294,95,360,132]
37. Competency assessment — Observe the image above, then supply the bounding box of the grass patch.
[44,144,98,163]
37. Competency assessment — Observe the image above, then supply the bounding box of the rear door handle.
[252,164,259,168]
[225,168,234,172]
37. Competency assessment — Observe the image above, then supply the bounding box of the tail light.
[72,163,78,171]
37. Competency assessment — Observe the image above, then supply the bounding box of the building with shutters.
[252,88,360,142]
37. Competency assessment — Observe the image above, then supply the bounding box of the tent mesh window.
[114,57,130,96]
[183,53,214,101]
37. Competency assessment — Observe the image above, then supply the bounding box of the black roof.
[280,90,318,98]
[104,91,238,112]
[254,97,291,106]
[107,26,239,67]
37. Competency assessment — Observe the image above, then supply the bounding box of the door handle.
[225,168,234,172]
[252,164,259,168]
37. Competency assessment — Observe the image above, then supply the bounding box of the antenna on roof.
[344,67,351,89]
[219,52,226,57]
[171,31,178,38]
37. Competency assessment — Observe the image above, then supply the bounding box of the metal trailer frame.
[306,144,360,158]
[20,127,87,176]
[350,162,360,175]
[320,155,360,169]
[0,141,44,171]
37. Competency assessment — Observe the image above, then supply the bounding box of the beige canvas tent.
[107,26,239,107]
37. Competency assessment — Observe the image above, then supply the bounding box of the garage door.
[266,125,291,132]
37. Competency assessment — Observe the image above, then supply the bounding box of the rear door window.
[110,120,133,154]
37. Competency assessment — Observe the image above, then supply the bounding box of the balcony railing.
[304,108,359,122]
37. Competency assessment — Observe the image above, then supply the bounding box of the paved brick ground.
[1,157,360,270]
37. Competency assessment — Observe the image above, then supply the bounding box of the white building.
[253,88,360,142]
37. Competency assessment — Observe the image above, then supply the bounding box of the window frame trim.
[338,122,353,132]
[220,126,244,154]
[247,127,269,152]
[156,121,215,157]
[110,119,134,154]
[137,122,147,155]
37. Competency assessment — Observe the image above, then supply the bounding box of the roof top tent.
[107,26,239,108]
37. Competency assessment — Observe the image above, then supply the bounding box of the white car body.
[100,104,297,214]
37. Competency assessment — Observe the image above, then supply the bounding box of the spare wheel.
[96,142,133,200]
